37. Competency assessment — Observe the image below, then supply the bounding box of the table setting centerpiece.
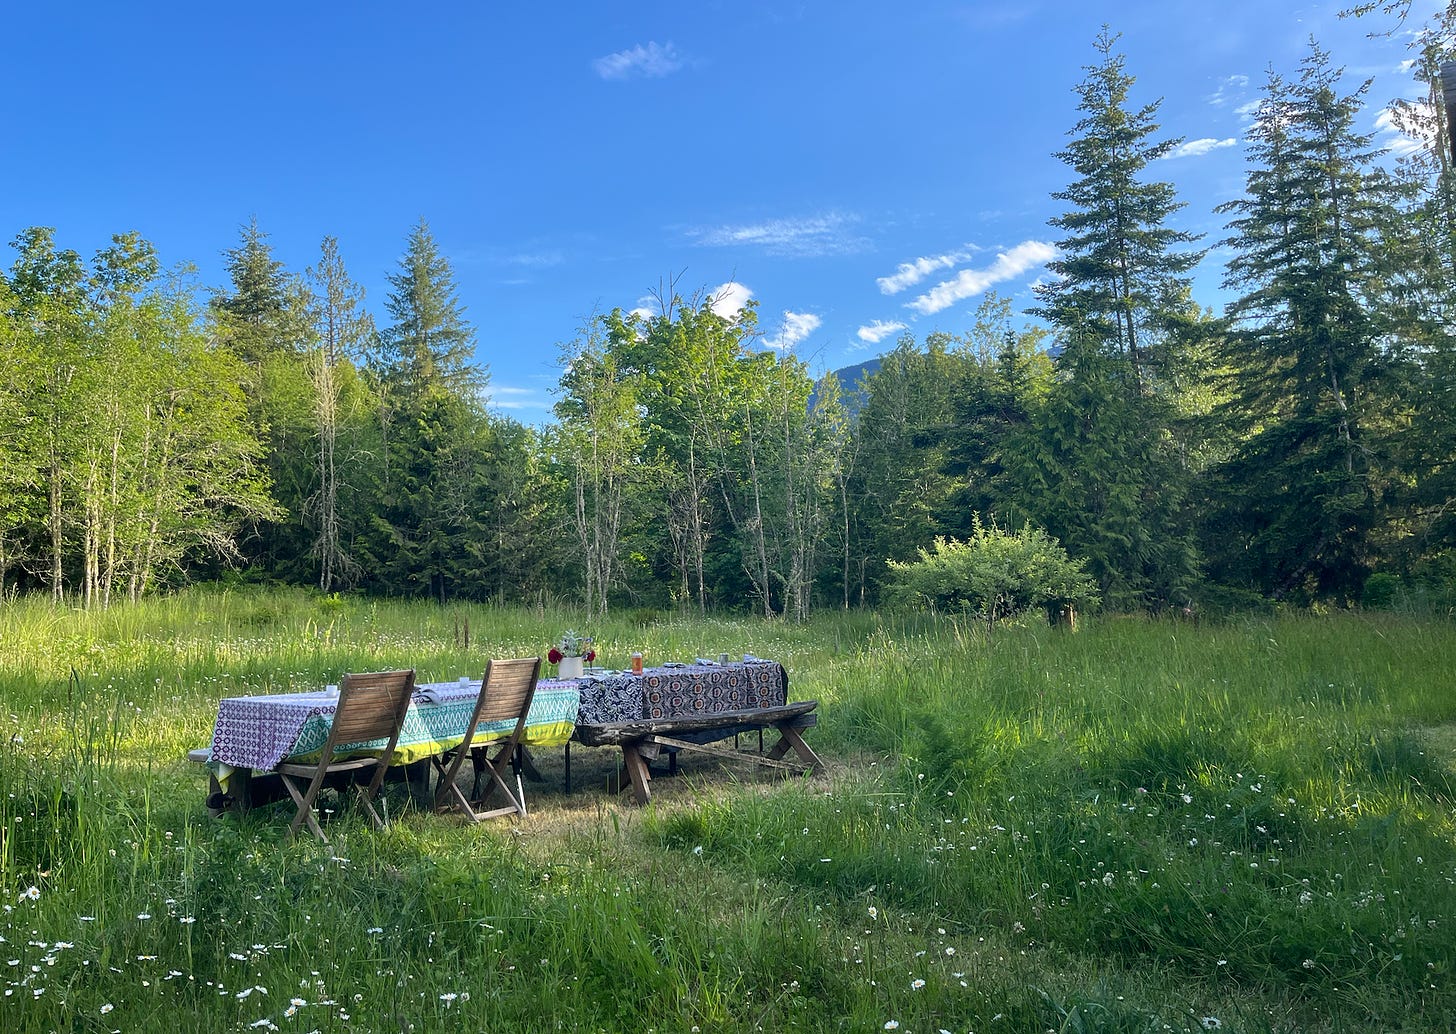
[547,630,595,679]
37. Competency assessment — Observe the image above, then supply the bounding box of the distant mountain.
[810,358,881,417]
[810,345,1064,416]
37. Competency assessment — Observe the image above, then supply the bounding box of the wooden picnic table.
[573,700,824,805]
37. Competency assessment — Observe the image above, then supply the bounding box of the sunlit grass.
[1,587,1453,1032]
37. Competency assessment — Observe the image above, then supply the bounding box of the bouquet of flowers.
[547,630,595,665]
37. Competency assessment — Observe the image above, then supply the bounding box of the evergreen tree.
[377,220,480,401]
[210,218,313,579]
[211,217,309,365]
[1021,30,1207,609]
[1213,44,1415,601]
[367,220,488,601]
[1032,29,1204,395]
[1370,10,1456,586]
[848,332,968,601]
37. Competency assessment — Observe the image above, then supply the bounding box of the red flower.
[547,647,563,664]
[585,650,596,662]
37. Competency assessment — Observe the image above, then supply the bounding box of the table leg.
[404,759,433,808]
[767,724,826,774]
[621,743,653,805]
[518,746,546,783]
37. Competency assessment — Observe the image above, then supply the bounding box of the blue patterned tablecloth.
[575,661,787,725]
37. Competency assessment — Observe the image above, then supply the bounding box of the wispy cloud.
[1207,74,1249,107]
[689,213,862,257]
[593,41,684,81]
[1234,99,1263,121]
[876,250,973,295]
[907,241,1056,316]
[709,281,753,320]
[763,311,821,351]
[1165,137,1238,160]
[856,319,907,345]
[1375,103,1429,158]
[506,250,564,268]
[486,385,552,412]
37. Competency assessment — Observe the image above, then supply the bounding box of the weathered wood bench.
[572,700,824,805]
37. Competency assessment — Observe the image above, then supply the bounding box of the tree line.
[3,19,1455,616]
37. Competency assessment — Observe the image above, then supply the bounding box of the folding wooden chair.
[432,657,540,822]
[276,669,416,843]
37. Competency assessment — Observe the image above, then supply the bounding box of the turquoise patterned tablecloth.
[209,679,581,772]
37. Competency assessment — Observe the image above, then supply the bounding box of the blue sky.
[1,1,1437,421]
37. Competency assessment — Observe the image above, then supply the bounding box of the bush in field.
[885,517,1099,632]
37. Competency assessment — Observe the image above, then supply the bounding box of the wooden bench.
[572,700,824,805]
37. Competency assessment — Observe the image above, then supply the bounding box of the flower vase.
[558,655,585,680]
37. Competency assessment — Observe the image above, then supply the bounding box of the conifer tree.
[210,218,313,577]
[369,220,488,601]
[1021,30,1207,609]
[1032,28,1204,396]
[1213,43,1414,600]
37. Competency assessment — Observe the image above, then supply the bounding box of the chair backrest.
[469,657,540,739]
[324,669,417,761]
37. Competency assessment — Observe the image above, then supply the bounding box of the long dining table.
[200,660,792,811]
[204,678,581,810]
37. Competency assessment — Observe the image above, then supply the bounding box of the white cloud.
[876,250,972,295]
[690,213,862,257]
[504,250,564,268]
[1234,99,1263,121]
[709,281,753,320]
[486,385,551,412]
[762,311,821,351]
[592,41,684,81]
[907,241,1056,316]
[1166,137,1238,160]
[1208,74,1249,107]
[627,293,661,323]
[856,320,907,345]
[1376,103,1431,158]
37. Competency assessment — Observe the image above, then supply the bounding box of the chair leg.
[434,750,479,818]
[477,747,527,818]
[281,771,330,843]
[357,760,394,829]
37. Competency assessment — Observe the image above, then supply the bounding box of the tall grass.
[1,588,1452,1032]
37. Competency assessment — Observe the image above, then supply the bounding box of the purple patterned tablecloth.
[211,691,334,772]
[209,679,581,772]
[575,661,787,725]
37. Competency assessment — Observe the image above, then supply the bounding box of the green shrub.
[1361,571,1401,610]
[884,516,1099,632]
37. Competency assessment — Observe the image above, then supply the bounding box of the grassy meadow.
[1,588,1453,1033]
